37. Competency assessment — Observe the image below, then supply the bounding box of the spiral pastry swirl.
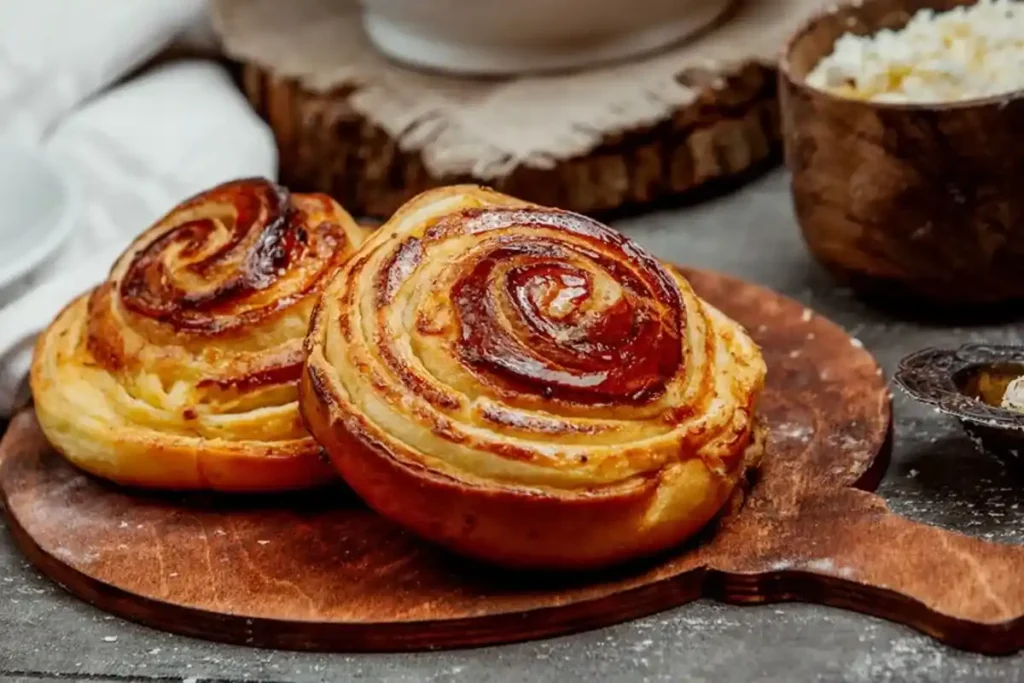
[302,186,766,568]
[31,178,369,491]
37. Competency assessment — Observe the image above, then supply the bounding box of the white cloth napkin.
[0,0,207,143]
[0,41,278,415]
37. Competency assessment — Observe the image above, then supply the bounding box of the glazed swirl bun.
[31,178,369,491]
[302,186,766,569]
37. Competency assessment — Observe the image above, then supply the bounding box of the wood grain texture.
[242,63,780,219]
[780,0,1024,306]
[16,267,1013,654]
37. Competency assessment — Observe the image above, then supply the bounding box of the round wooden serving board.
[3,267,1013,654]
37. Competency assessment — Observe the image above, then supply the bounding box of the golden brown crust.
[301,185,767,568]
[31,178,369,492]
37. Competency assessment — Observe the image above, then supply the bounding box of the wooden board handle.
[707,489,1024,654]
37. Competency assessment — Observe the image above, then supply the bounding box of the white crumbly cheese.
[1002,376,1024,412]
[806,0,1024,103]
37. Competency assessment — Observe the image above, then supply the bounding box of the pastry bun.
[301,186,766,569]
[31,178,369,492]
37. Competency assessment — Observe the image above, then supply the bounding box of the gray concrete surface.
[4,170,1024,682]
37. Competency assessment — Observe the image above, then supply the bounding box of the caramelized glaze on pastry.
[31,178,369,491]
[301,186,766,568]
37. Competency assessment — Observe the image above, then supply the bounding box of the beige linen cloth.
[213,0,831,180]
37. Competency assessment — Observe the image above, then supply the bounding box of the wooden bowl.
[779,0,1024,306]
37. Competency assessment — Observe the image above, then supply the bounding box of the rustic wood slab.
[11,267,1014,654]
[243,64,780,219]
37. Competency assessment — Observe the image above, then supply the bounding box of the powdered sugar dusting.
[774,421,816,443]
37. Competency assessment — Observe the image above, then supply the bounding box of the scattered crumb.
[150,648,162,655]
[801,308,814,322]
[257,540,270,545]
[851,338,864,348]
[907,469,920,479]
[789,350,802,359]
[102,636,118,643]
[807,332,816,340]
[119,521,129,529]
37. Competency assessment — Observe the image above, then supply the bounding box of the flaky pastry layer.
[302,186,766,568]
[31,178,368,491]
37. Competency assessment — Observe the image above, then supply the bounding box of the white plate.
[361,0,732,75]
[0,142,78,293]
